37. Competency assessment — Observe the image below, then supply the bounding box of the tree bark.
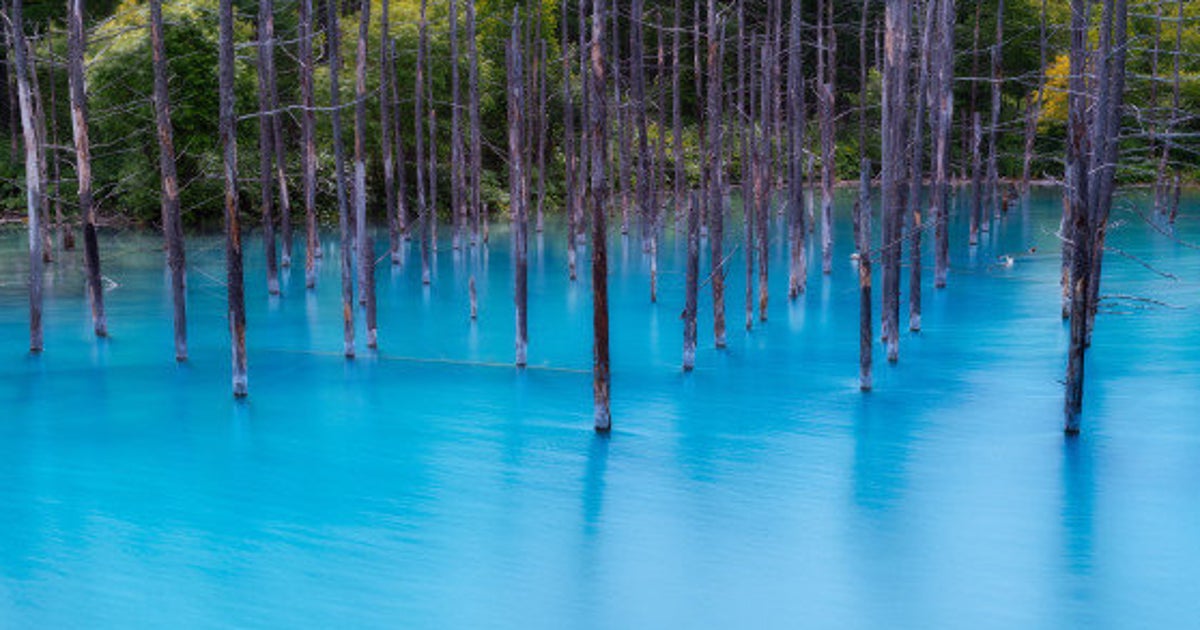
[10,0,43,352]
[707,0,725,348]
[354,0,375,347]
[381,0,398,262]
[787,0,806,300]
[757,39,770,323]
[300,0,320,288]
[508,9,529,367]
[450,0,466,248]
[467,0,481,243]
[857,0,873,390]
[881,0,911,364]
[149,0,186,357]
[590,0,612,432]
[257,0,280,295]
[908,0,934,332]
[818,0,836,275]
[327,0,355,358]
[931,0,955,289]
[970,111,982,246]
[69,0,107,339]
[562,0,577,280]
[985,0,1004,221]
[415,0,430,284]
[219,0,248,395]
[683,188,699,370]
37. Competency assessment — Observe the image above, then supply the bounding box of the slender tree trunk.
[908,0,934,332]
[881,0,910,364]
[467,0,481,243]
[707,1,725,348]
[328,0,354,358]
[683,188,699,370]
[631,0,652,270]
[11,0,43,352]
[562,0,577,279]
[257,0,280,295]
[590,0,612,432]
[148,0,186,357]
[30,41,50,265]
[415,0,430,284]
[818,0,836,275]
[354,0,375,347]
[857,0,873,389]
[69,0,107,339]
[756,39,770,323]
[787,0,806,300]
[219,0,247,395]
[932,0,955,288]
[47,31,68,253]
[450,0,466,249]
[970,112,983,246]
[985,0,1004,221]
[672,0,683,250]
[1167,0,1182,225]
[508,9,528,367]
[536,39,547,236]
[1021,0,1047,200]
[743,14,755,330]
[578,0,589,247]
[301,0,320,288]
[381,0,398,263]
[615,4,630,237]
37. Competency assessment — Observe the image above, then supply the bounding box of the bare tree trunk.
[707,1,725,348]
[881,0,910,364]
[428,107,438,257]
[1021,0,1047,200]
[631,0,652,274]
[257,0,280,295]
[536,39,547,235]
[578,0,590,246]
[301,0,320,288]
[589,0,612,432]
[908,0,934,332]
[508,9,528,368]
[30,41,50,265]
[756,38,770,323]
[47,31,69,253]
[354,0,375,347]
[1167,0,1182,225]
[787,0,806,300]
[985,0,1004,221]
[672,0,683,249]
[327,0,355,358]
[467,0,481,244]
[148,0,187,356]
[818,0,836,275]
[69,0,107,339]
[742,12,754,330]
[416,0,430,284]
[10,0,43,352]
[683,188,699,370]
[381,0,398,262]
[562,0,577,279]
[970,112,982,246]
[615,3,630,237]
[931,0,955,288]
[450,0,466,248]
[219,0,247,395]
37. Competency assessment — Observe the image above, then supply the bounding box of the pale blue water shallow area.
[1,188,1198,628]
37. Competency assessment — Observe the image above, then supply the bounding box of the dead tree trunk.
[467,0,481,243]
[149,0,186,357]
[219,0,247,395]
[450,0,466,249]
[415,0,430,284]
[257,0,280,295]
[672,0,683,246]
[970,111,982,246]
[328,0,354,358]
[707,0,725,349]
[354,0,375,347]
[1021,0,1047,200]
[818,0,836,275]
[856,0,873,390]
[743,13,755,330]
[69,0,107,339]
[614,4,631,237]
[536,39,547,236]
[10,0,43,352]
[48,32,67,252]
[756,39,770,323]
[300,0,319,288]
[631,0,652,285]
[787,0,806,300]
[381,0,398,262]
[907,0,934,332]
[590,0,612,432]
[508,9,528,367]
[30,41,50,264]
[985,0,1004,220]
[562,0,577,280]
[683,188,699,370]
[881,0,911,364]
[931,0,955,288]
[1167,0,1182,225]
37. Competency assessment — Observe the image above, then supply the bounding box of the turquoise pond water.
[1,187,1198,628]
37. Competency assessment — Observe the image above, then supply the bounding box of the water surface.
[1,189,1198,628]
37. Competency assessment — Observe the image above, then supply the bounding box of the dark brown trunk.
[707,0,725,348]
[219,0,248,395]
[787,0,806,300]
[149,0,186,356]
[590,0,611,432]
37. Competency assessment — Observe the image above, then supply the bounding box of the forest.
[2,0,1199,433]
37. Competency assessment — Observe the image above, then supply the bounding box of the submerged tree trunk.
[856,0,873,390]
[415,0,430,284]
[787,0,806,300]
[381,0,398,263]
[672,0,684,253]
[970,111,983,246]
[707,0,725,349]
[590,0,612,432]
[11,0,43,352]
[328,0,354,358]
[1167,0,1183,225]
[743,13,755,330]
[561,0,577,280]
[985,0,1004,220]
[908,0,935,332]
[219,0,247,395]
[818,0,836,275]
[683,189,699,370]
[508,9,528,368]
[149,0,186,357]
[450,0,465,249]
[354,0,375,347]
[881,0,911,364]
[69,0,107,339]
[467,0,481,243]
[257,0,280,295]
[932,0,955,288]
[300,0,319,288]
[756,39,769,323]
